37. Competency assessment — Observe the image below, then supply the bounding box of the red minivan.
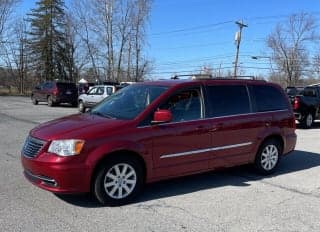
[21,79,297,206]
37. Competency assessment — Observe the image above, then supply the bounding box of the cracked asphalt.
[1,96,320,232]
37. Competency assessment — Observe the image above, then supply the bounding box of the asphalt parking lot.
[1,96,320,232]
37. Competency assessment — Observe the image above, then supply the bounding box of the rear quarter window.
[206,85,251,117]
[249,85,288,112]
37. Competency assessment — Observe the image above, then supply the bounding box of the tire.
[254,139,282,175]
[302,112,314,129]
[71,101,78,107]
[93,156,144,206]
[31,95,38,105]
[78,101,85,113]
[47,96,54,107]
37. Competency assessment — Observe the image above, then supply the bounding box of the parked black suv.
[292,85,320,128]
[31,81,78,107]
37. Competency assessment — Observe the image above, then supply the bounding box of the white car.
[78,85,116,112]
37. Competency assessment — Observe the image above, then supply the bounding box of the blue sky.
[19,0,320,78]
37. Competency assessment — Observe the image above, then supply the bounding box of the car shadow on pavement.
[35,102,77,108]
[56,149,320,207]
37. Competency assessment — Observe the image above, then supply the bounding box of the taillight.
[293,97,299,110]
[53,88,58,96]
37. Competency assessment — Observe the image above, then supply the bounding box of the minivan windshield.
[90,84,168,120]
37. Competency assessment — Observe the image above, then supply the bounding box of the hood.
[30,113,130,140]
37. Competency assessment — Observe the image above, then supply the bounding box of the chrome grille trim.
[22,136,46,158]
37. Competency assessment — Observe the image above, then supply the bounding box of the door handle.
[209,123,223,132]
[195,125,206,132]
[265,122,271,127]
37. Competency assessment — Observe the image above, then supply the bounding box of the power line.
[149,65,316,76]
[152,41,231,50]
[149,20,233,36]
[149,12,320,38]
[155,54,253,66]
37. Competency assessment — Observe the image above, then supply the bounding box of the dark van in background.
[31,81,78,107]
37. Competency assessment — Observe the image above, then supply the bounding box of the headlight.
[48,139,85,157]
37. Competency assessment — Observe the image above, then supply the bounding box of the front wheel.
[93,156,144,206]
[78,101,85,113]
[31,95,38,105]
[254,139,282,175]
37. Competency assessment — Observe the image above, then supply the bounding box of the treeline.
[0,0,152,94]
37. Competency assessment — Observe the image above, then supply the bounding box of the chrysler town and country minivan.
[21,78,296,206]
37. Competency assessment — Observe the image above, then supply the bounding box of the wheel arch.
[90,150,147,192]
[257,134,284,156]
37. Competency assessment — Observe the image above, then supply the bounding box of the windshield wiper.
[91,111,115,119]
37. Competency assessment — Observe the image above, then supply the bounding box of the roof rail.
[308,83,320,86]
[171,74,212,79]
[171,74,262,81]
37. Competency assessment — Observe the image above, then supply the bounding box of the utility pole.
[233,20,248,78]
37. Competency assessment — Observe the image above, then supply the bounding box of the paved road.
[1,96,320,232]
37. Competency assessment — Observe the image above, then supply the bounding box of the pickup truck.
[292,85,320,128]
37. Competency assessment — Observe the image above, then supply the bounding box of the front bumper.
[21,153,92,194]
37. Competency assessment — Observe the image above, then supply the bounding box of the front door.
[152,86,212,177]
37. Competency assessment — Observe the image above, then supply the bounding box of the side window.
[97,87,104,95]
[48,82,54,89]
[160,88,202,122]
[37,83,44,90]
[106,87,113,95]
[250,85,287,112]
[43,82,51,89]
[88,87,97,95]
[206,85,250,117]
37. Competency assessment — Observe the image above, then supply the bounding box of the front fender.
[84,139,153,180]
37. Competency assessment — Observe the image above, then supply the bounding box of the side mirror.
[152,109,172,124]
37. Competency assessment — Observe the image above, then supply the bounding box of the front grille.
[22,136,46,158]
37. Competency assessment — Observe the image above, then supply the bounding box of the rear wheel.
[93,156,144,206]
[302,112,313,129]
[254,139,282,175]
[31,95,38,105]
[47,96,54,107]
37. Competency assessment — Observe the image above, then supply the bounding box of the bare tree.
[116,0,133,81]
[1,18,27,94]
[131,0,151,81]
[267,12,318,86]
[313,53,320,79]
[69,0,152,83]
[0,0,18,40]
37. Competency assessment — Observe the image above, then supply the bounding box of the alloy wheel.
[306,113,313,128]
[260,144,279,171]
[103,163,137,199]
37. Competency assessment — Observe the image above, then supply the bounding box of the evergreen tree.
[27,0,74,82]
